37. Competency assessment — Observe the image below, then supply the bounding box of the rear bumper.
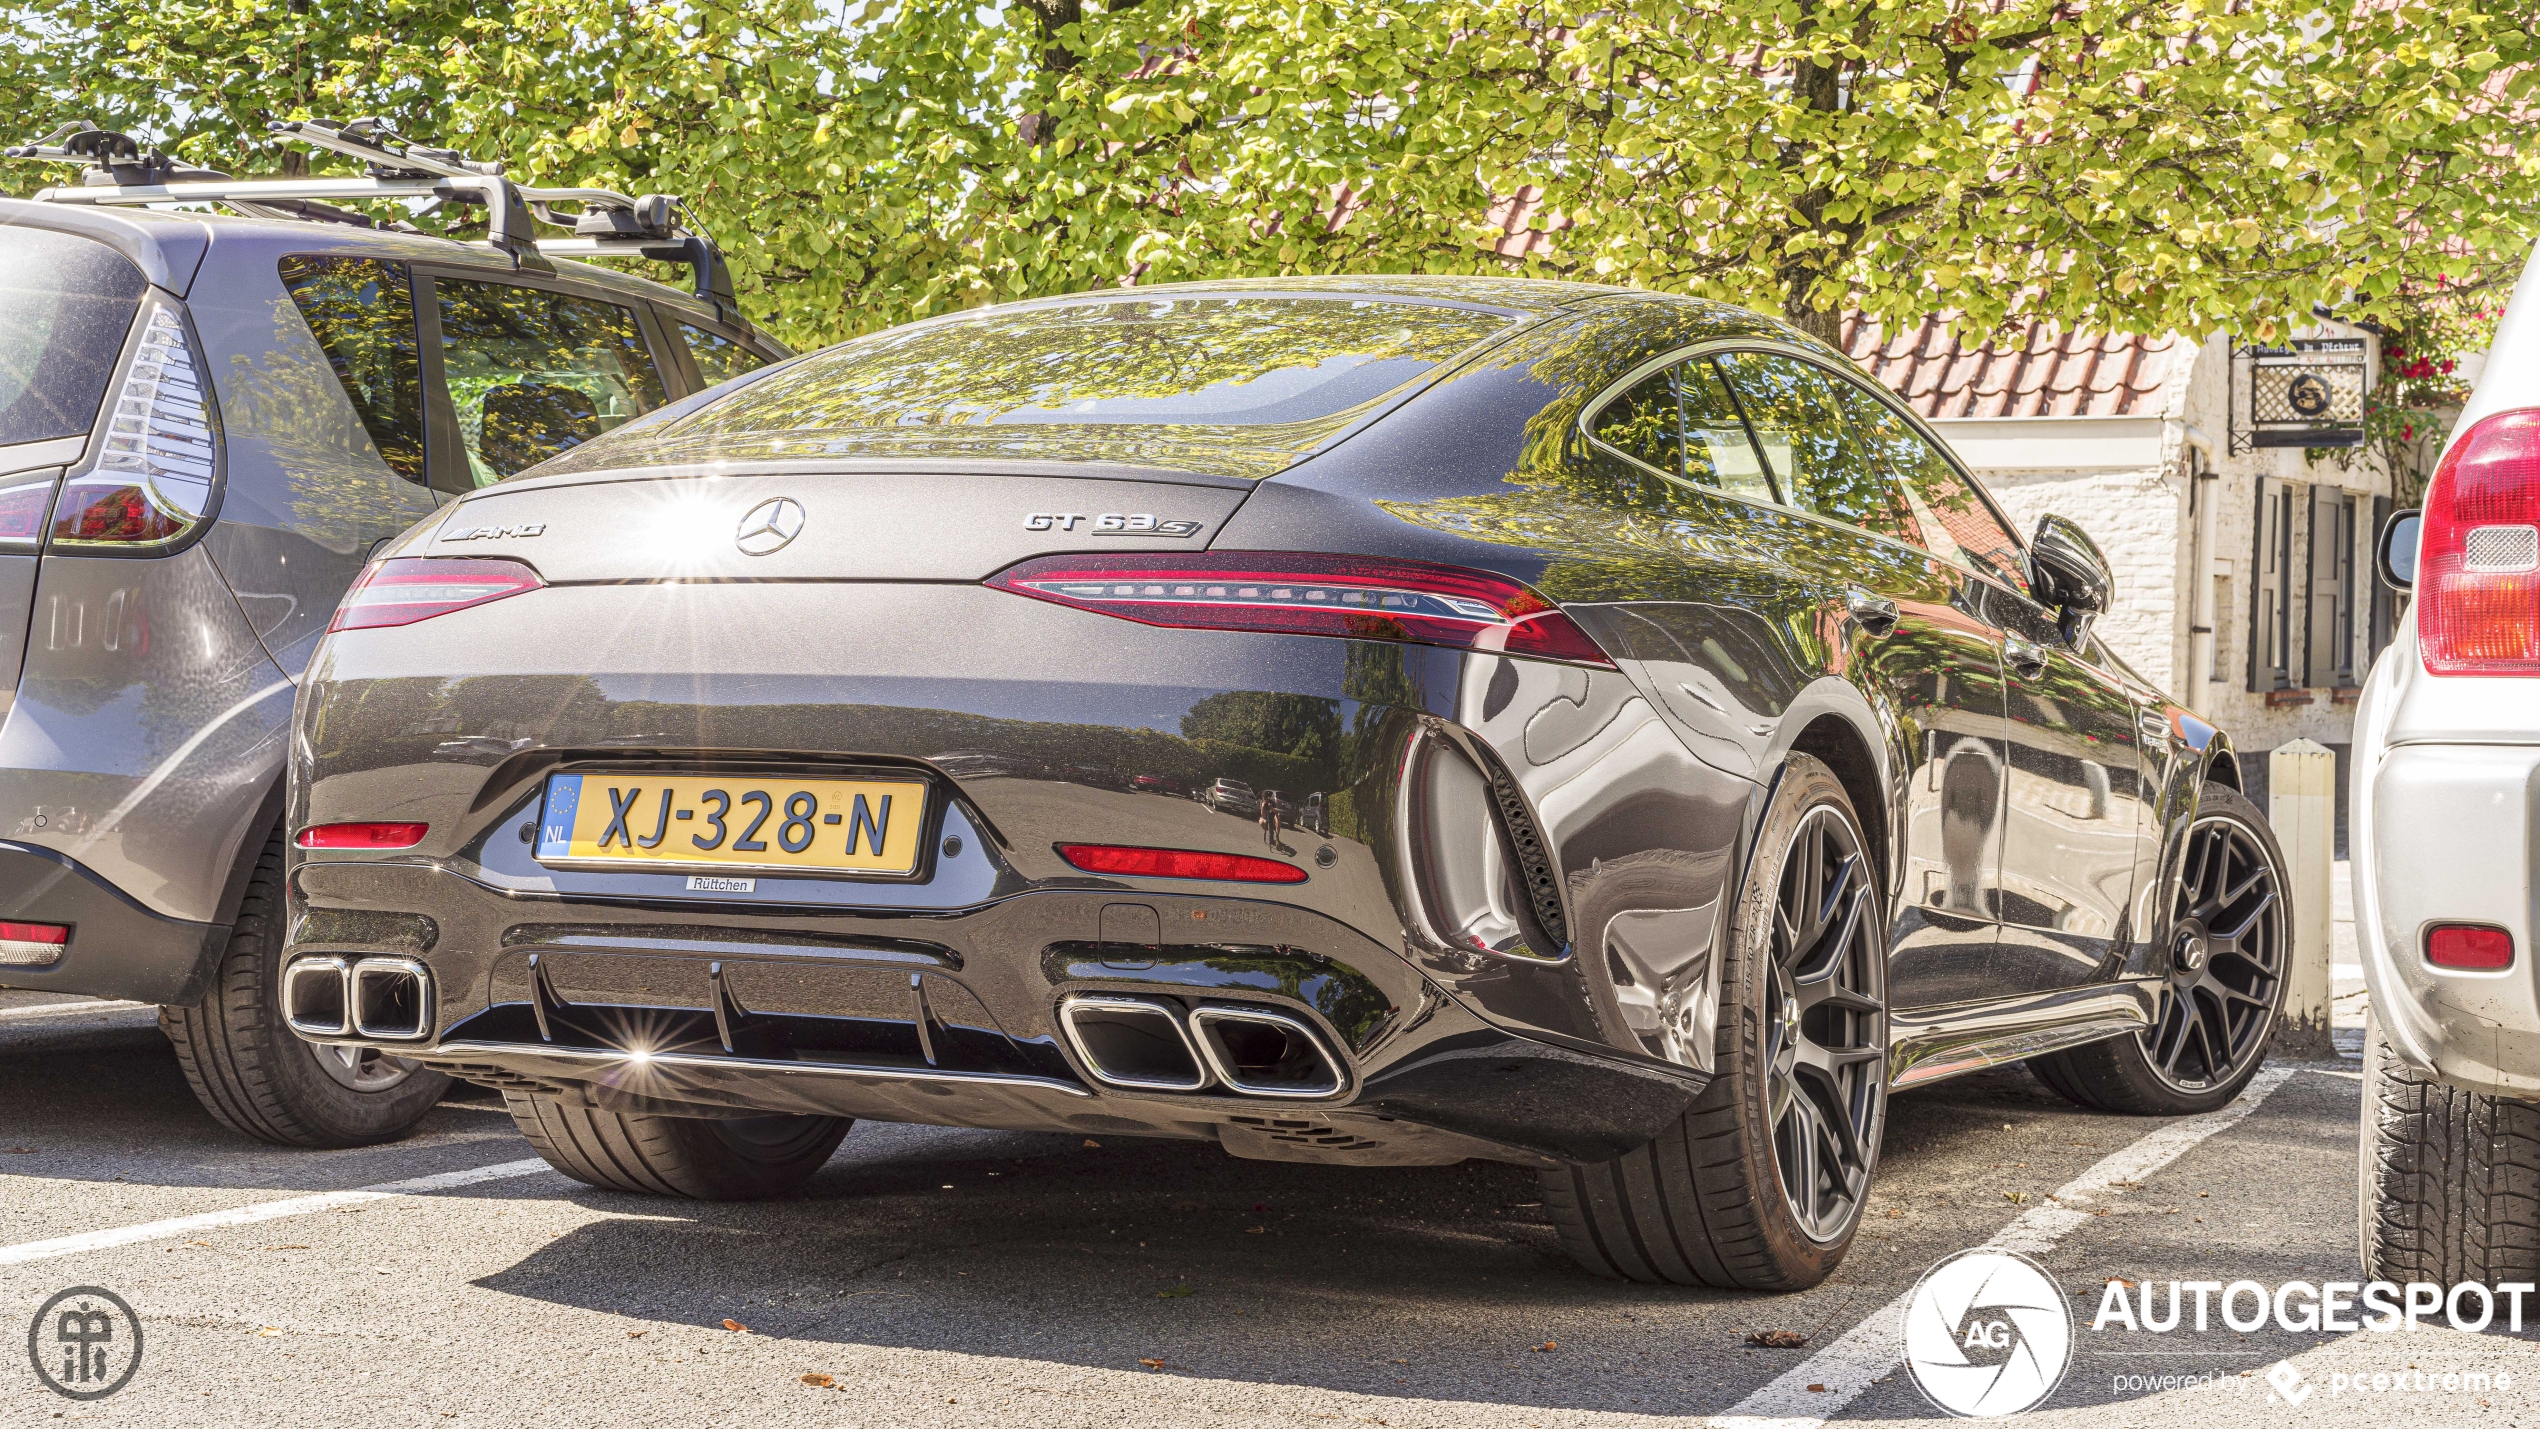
[285,857,1706,1164]
[0,842,227,1003]
[2359,742,2540,1095]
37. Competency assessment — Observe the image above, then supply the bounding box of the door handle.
[1844,587,1901,638]
[2005,635,2050,680]
[2138,709,2174,749]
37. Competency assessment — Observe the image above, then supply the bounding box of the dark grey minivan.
[287,278,2294,1289]
[0,166,783,1145]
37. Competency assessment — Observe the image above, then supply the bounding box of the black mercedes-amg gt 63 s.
[285,277,2289,1289]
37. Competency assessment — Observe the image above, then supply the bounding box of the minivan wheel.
[1542,753,1887,1290]
[503,1093,852,1200]
[2359,1007,2540,1285]
[2030,785,2288,1116]
[160,831,450,1148]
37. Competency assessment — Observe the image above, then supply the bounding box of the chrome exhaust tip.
[1190,1005,1345,1098]
[1058,995,1207,1091]
[349,956,433,1041]
[282,955,351,1037]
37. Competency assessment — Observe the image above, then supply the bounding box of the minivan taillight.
[329,558,544,631]
[51,302,221,552]
[2420,409,2540,675]
[987,552,1615,667]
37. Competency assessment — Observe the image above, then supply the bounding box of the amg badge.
[441,522,547,542]
[1024,513,1204,537]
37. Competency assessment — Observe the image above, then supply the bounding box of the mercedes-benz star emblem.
[734,497,806,556]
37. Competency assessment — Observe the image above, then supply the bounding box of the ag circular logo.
[27,1285,143,1400]
[734,496,806,556]
[1903,1248,2071,1417]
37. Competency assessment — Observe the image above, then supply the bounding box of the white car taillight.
[51,302,220,551]
[2420,408,2540,675]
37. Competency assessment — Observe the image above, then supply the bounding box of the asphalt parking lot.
[4,869,2533,1427]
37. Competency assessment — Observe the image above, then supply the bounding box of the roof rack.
[6,117,739,323]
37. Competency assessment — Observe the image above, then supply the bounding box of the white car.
[2353,240,2540,1285]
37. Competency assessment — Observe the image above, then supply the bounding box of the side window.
[1837,380,2030,592]
[279,256,426,482]
[681,323,767,389]
[1681,359,1777,504]
[1713,351,1919,545]
[434,280,667,485]
[1592,366,1684,477]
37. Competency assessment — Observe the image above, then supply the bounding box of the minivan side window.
[1836,381,2030,592]
[434,280,667,485]
[1713,351,1920,545]
[280,256,427,482]
[2,229,149,448]
[681,324,766,389]
[1588,359,1776,506]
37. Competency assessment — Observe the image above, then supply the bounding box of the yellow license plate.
[535,772,929,876]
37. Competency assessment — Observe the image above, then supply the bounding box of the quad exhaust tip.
[284,954,433,1041]
[1058,995,1344,1098]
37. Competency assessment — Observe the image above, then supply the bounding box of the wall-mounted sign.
[2239,338,2368,449]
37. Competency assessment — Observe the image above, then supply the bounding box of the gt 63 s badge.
[1024,513,1203,537]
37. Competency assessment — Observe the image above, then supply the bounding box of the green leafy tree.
[5,0,2532,352]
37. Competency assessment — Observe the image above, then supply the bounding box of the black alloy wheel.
[2030,783,2289,1116]
[1764,803,1887,1242]
[2141,811,2286,1091]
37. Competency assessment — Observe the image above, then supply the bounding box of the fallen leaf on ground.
[1139,1358,1167,1369]
[800,1374,834,1388]
[1083,1139,1102,1148]
[1807,1384,1828,1393]
[255,1327,282,1338]
[1157,1285,1195,1299]
[1533,1341,1557,1352]
[627,1331,648,1339]
[1747,1330,1809,1348]
[1245,1225,1267,1234]
[723,1320,751,1333]
[2004,1191,2028,1205]
[3,1146,33,1154]
[2108,1277,2137,1288]
[189,1240,212,1247]
[1883,1207,1906,1219]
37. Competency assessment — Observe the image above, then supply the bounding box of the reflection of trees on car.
[1179,690,1340,765]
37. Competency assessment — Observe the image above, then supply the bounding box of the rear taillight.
[2426,924,2514,970]
[52,302,220,552]
[2419,409,2540,675]
[329,558,544,631]
[988,552,1614,667]
[295,823,430,850]
[0,472,53,552]
[0,921,69,967]
[1058,844,1309,883]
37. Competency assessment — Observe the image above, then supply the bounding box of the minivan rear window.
[679,296,1513,440]
[0,229,148,447]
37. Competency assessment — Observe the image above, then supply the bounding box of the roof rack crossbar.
[10,116,741,322]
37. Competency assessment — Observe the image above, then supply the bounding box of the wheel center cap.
[2173,922,2209,977]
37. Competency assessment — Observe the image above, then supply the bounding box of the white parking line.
[0,1158,553,1267]
[0,999,147,1021]
[1710,1064,2297,1429]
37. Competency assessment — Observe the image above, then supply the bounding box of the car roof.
[967,273,1636,319]
[0,195,732,327]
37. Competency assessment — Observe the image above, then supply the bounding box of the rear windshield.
[677,295,1514,440]
[0,229,149,447]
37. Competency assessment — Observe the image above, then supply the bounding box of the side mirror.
[2029,514,2114,617]
[2377,508,2421,591]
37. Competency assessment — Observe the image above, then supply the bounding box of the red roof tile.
[1842,314,2187,420]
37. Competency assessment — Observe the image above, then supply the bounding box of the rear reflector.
[2418,409,2540,674]
[989,552,1615,667]
[2426,924,2514,970]
[0,921,69,967]
[1058,844,1309,883]
[296,823,430,850]
[329,557,543,631]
